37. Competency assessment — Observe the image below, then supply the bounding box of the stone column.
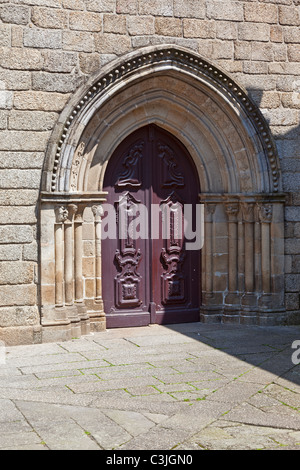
[74,204,84,304]
[74,204,90,335]
[258,203,273,311]
[200,202,219,322]
[54,205,68,307]
[64,204,77,306]
[241,201,257,319]
[92,204,104,306]
[204,203,216,299]
[64,204,81,337]
[224,201,240,320]
[90,204,106,332]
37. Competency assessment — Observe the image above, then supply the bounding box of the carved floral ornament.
[50,46,280,194]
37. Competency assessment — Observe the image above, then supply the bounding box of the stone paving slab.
[1,323,300,450]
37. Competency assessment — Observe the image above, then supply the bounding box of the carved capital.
[74,203,85,223]
[205,203,216,222]
[92,204,104,222]
[55,205,68,224]
[241,202,255,223]
[258,203,273,224]
[225,202,239,222]
[66,204,78,223]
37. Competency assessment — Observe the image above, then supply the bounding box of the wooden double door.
[102,125,201,328]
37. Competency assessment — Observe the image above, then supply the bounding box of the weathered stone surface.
[13,91,69,111]
[238,23,270,42]
[139,0,173,17]
[155,17,182,37]
[0,262,34,285]
[0,170,41,189]
[32,72,81,93]
[85,0,115,13]
[8,111,58,131]
[62,30,94,52]
[0,284,36,307]
[0,207,36,225]
[79,53,101,74]
[23,28,62,49]
[103,14,127,34]
[94,33,131,54]
[0,70,31,91]
[244,3,278,24]
[0,24,11,47]
[0,0,298,345]
[183,19,216,39]
[0,305,39,327]
[0,4,30,25]
[31,7,68,29]
[0,47,43,70]
[0,130,51,151]
[207,0,244,21]
[0,245,22,261]
[127,16,155,36]
[69,11,102,32]
[0,226,33,244]
[0,153,44,169]
[174,0,205,19]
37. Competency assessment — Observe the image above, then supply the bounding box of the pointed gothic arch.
[40,45,285,341]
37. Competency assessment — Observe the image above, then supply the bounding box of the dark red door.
[102,125,201,328]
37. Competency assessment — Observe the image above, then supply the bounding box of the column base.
[75,302,91,336]
[224,292,241,323]
[200,305,223,323]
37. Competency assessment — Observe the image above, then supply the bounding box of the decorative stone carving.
[66,203,78,222]
[241,202,255,223]
[55,205,68,223]
[70,142,85,192]
[258,204,273,224]
[92,204,104,221]
[50,47,280,194]
[225,202,239,222]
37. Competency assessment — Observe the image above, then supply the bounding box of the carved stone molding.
[70,142,85,192]
[48,46,280,194]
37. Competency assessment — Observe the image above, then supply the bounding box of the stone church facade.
[0,0,299,345]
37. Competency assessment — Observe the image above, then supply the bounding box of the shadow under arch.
[41,45,281,195]
[39,45,287,349]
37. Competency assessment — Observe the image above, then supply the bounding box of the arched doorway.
[102,124,201,328]
[39,46,285,342]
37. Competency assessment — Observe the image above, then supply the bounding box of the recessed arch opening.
[39,45,285,341]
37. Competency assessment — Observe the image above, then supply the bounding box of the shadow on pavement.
[162,322,300,387]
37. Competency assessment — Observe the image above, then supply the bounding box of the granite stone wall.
[0,0,299,344]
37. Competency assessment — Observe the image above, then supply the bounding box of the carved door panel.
[102,125,200,328]
[151,127,200,324]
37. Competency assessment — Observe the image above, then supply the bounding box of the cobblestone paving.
[1,323,300,450]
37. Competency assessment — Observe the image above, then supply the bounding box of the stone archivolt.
[39,46,285,341]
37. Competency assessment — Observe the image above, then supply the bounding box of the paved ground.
[1,322,300,450]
